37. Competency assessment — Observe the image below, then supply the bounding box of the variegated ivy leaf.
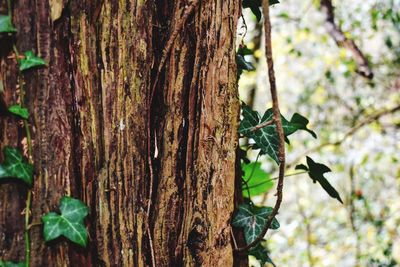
[0,15,17,33]
[232,203,279,244]
[249,240,276,267]
[0,147,33,186]
[239,104,316,163]
[19,51,46,71]
[42,196,89,247]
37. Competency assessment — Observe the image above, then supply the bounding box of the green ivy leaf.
[285,113,317,138]
[249,241,276,267]
[237,54,255,71]
[19,51,46,71]
[42,196,89,247]
[232,203,279,244]
[296,157,343,204]
[239,147,251,164]
[0,147,33,186]
[239,105,316,163]
[0,260,24,267]
[8,105,29,119]
[242,162,273,197]
[242,0,280,22]
[239,105,280,163]
[0,15,17,33]
[238,45,254,56]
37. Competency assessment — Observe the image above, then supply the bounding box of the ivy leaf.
[269,0,280,5]
[260,109,316,139]
[249,241,276,267]
[232,203,280,244]
[239,105,316,163]
[0,15,17,33]
[237,54,255,71]
[237,46,255,80]
[0,147,33,186]
[238,45,254,56]
[240,106,280,163]
[0,261,24,267]
[242,0,280,22]
[42,196,89,247]
[239,148,251,164]
[8,105,29,119]
[237,53,255,80]
[295,164,308,171]
[19,51,46,71]
[285,113,317,138]
[242,162,273,197]
[296,157,343,204]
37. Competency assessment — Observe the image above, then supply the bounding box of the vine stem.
[7,0,11,17]
[244,171,308,190]
[13,43,32,267]
[24,191,31,267]
[235,0,286,252]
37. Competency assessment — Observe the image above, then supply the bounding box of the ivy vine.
[0,3,89,266]
[233,0,343,265]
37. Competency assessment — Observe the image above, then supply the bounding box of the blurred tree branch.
[288,103,400,168]
[320,0,374,79]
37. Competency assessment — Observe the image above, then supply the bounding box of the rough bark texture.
[0,0,241,266]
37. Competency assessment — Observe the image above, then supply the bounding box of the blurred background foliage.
[238,0,400,266]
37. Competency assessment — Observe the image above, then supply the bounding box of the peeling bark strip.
[320,0,373,79]
[0,0,240,266]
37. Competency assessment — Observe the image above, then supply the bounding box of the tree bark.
[0,0,242,266]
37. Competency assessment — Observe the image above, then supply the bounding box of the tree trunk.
[0,0,243,266]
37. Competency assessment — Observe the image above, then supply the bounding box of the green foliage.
[237,54,255,72]
[284,113,317,139]
[296,157,343,203]
[19,51,46,71]
[232,203,280,244]
[249,241,276,267]
[42,196,89,247]
[0,15,17,33]
[0,261,24,267]
[242,0,280,22]
[0,4,88,265]
[242,162,273,197]
[0,147,33,186]
[8,105,29,119]
[239,104,316,163]
[237,46,255,79]
[238,45,254,56]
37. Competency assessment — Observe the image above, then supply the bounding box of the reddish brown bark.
[0,0,243,266]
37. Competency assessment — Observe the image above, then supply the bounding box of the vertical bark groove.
[0,0,240,266]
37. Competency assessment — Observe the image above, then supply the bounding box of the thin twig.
[287,104,400,168]
[11,10,33,264]
[146,1,200,266]
[250,119,274,132]
[297,199,315,267]
[320,0,373,79]
[244,171,308,190]
[235,0,286,252]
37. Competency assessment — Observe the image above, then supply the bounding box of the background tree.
[238,0,400,266]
